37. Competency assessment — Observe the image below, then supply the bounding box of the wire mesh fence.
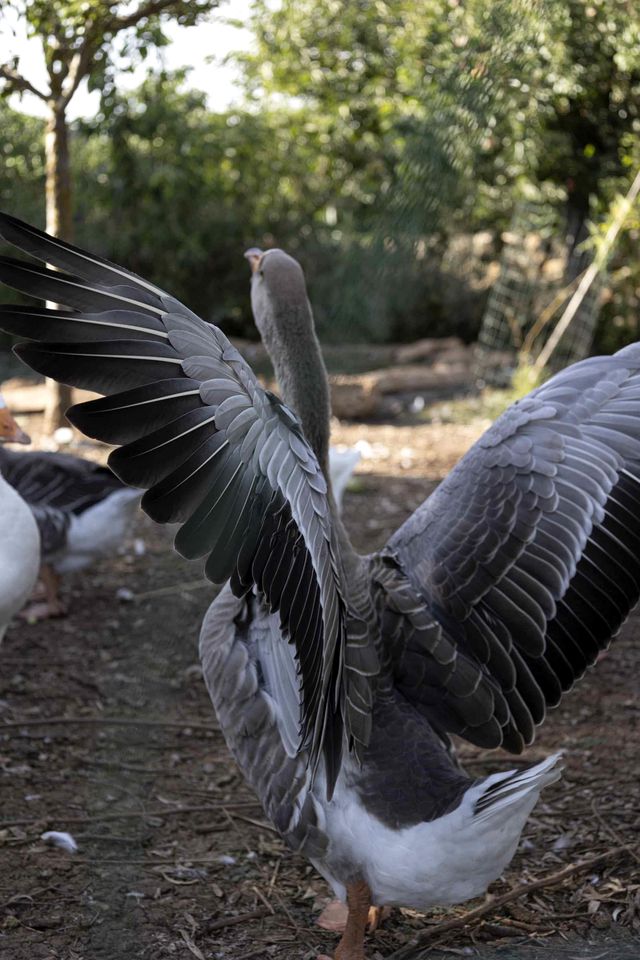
[476,199,605,386]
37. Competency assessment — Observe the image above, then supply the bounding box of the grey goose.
[0,212,638,960]
[0,444,140,618]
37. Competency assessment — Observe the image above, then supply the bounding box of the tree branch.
[57,0,217,108]
[59,32,99,109]
[0,63,48,101]
[108,0,201,33]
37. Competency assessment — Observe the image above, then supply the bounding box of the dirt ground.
[1,407,639,960]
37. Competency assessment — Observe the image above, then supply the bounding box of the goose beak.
[0,406,31,444]
[244,247,264,274]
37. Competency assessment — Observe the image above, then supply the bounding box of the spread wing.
[0,212,348,791]
[381,347,640,752]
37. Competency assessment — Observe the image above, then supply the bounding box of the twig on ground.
[252,885,276,915]
[41,856,231,867]
[0,716,217,732]
[179,927,207,960]
[267,857,281,895]
[0,885,60,910]
[129,579,212,601]
[163,872,208,886]
[234,949,278,960]
[591,799,640,866]
[227,811,279,834]
[496,916,548,933]
[76,757,184,775]
[205,908,270,932]
[270,888,301,935]
[387,843,639,959]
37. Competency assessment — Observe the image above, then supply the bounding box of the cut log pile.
[329,336,473,419]
[2,378,97,414]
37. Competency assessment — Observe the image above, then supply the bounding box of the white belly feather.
[53,488,140,573]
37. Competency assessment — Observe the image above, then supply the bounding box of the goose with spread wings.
[1,213,639,960]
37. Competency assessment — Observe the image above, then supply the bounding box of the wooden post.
[43,101,73,433]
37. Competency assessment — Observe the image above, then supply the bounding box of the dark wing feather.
[17,338,185,394]
[0,305,169,342]
[0,257,163,316]
[379,346,640,752]
[0,211,349,794]
[0,212,167,299]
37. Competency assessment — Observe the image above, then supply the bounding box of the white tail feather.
[473,752,563,823]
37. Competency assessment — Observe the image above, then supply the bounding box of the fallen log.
[394,336,465,365]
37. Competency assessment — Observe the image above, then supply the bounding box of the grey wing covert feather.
[199,585,328,857]
[379,345,640,753]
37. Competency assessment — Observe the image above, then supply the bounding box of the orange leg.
[20,564,67,621]
[366,905,390,931]
[333,880,371,960]
[317,899,391,933]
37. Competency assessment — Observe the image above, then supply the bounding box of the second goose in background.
[0,445,140,619]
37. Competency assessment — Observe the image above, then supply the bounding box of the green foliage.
[0,101,43,360]
[76,73,269,331]
[0,100,44,323]
[0,0,639,351]
[0,100,44,222]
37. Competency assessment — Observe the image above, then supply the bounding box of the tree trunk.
[43,103,73,433]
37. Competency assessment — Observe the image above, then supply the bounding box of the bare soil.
[1,411,639,960]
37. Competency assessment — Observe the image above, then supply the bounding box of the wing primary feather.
[0,212,356,793]
[0,211,167,298]
[67,379,203,444]
[0,256,163,315]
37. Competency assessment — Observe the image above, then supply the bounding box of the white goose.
[0,395,40,642]
[1,214,638,960]
[328,446,361,512]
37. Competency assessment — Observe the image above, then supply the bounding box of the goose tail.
[472,752,563,823]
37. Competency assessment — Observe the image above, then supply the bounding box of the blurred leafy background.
[1,0,639,349]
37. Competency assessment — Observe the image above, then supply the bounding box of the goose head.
[244,247,310,343]
[0,394,30,444]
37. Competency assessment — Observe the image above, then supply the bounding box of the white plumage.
[0,472,40,642]
[0,397,40,640]
[52,486,141,574]
[328,446,361,511]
